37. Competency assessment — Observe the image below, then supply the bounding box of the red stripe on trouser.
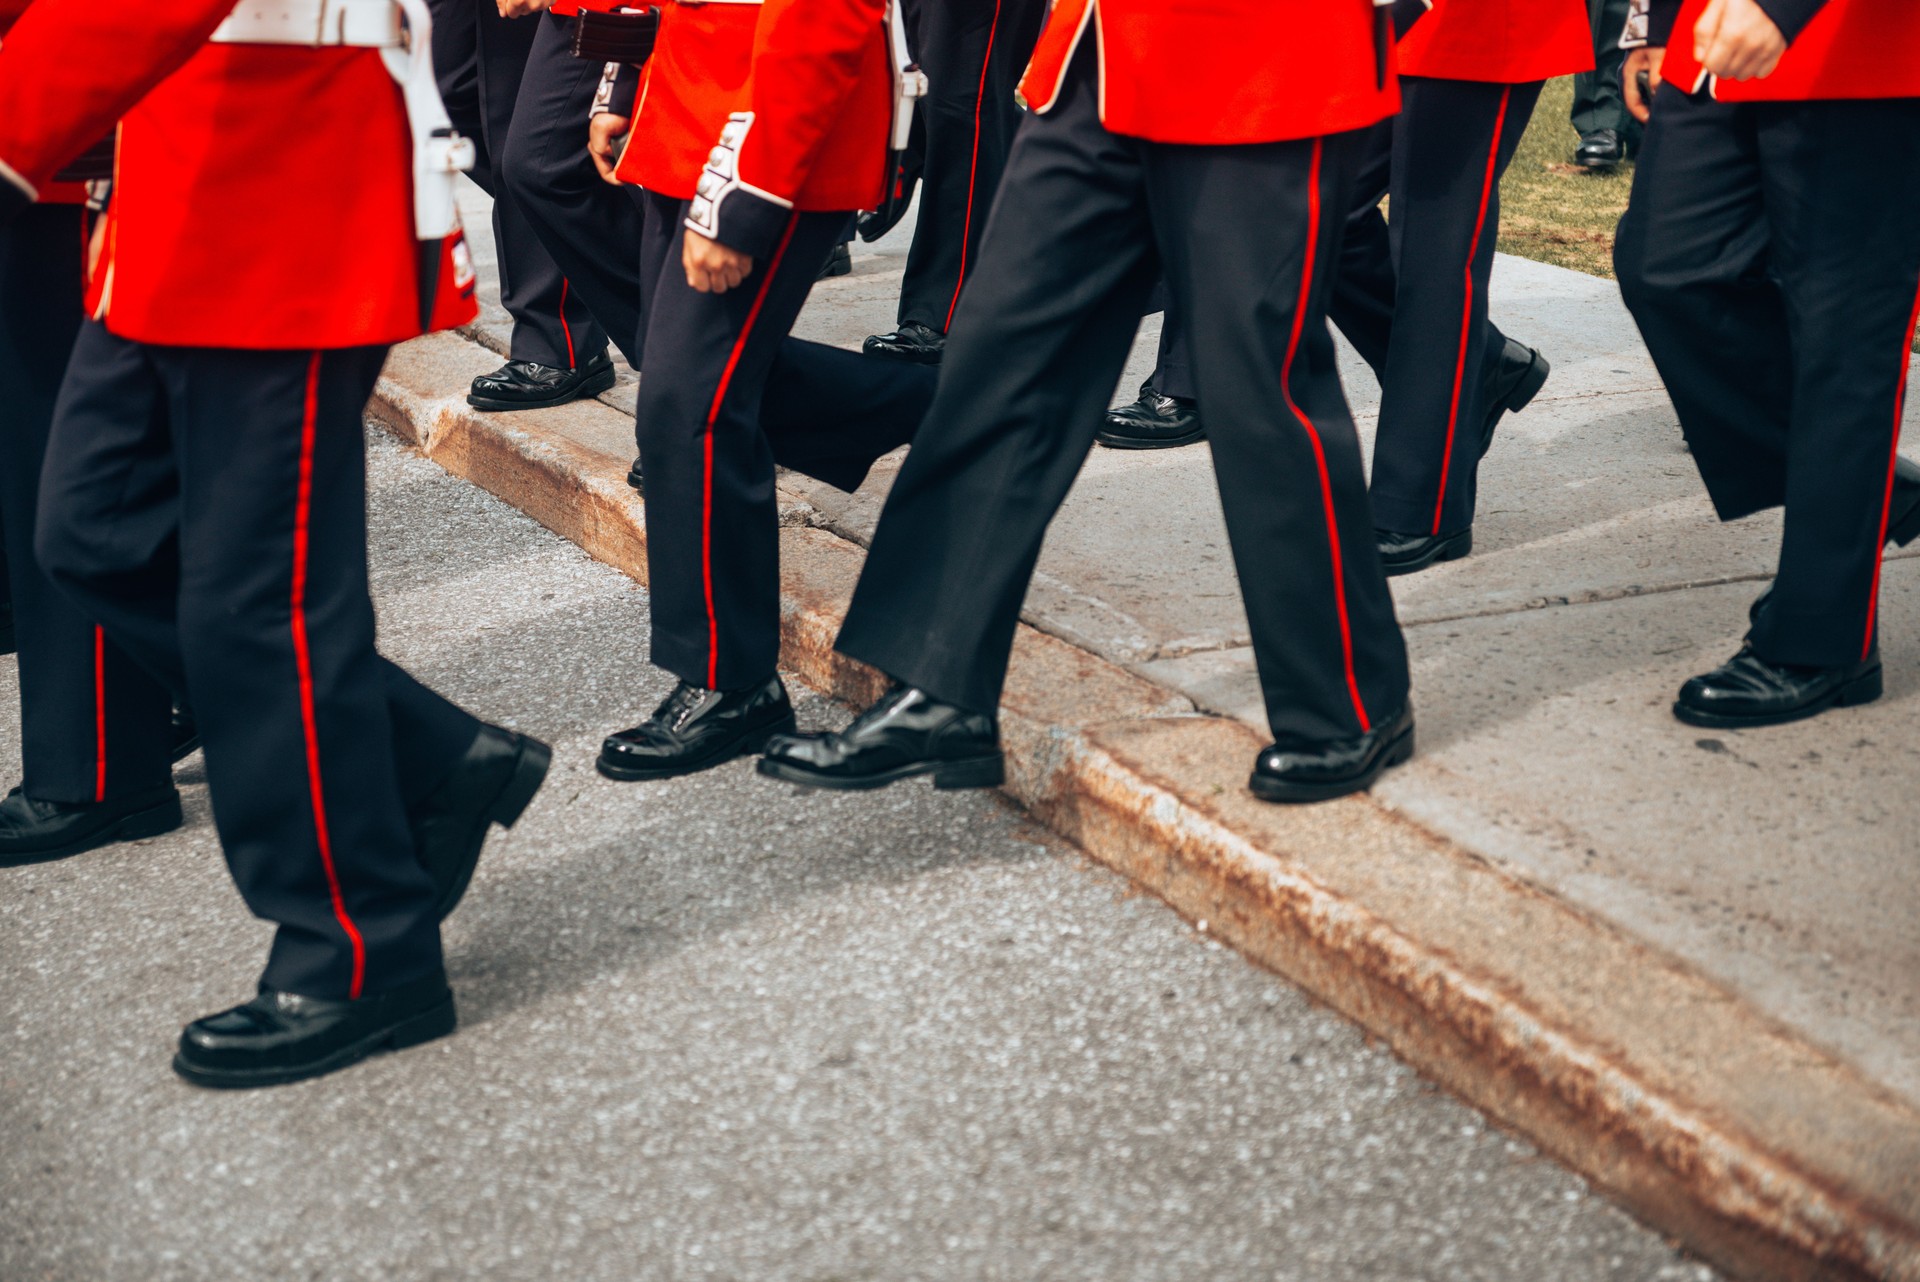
[1862,272,1920,659]
[93,627,106,802]
[289,352,368,999]
[942,0,1006,333]
[1430,85,1511,537]
[1280,138,1372,735]
[558,278,577,370]
[701,217,801,689]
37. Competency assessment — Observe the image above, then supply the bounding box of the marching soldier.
[762,0,1418,804]
[0,0,551,1086]
[0,63,180,869]
[591,0,936,782]
[1105,0,1591,582]
[862,0,1048,366]
[432,0,621,410]
[1616,0,1920,727]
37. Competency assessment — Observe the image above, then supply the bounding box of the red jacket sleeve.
[0,0,236,217]
[685,0,888,258]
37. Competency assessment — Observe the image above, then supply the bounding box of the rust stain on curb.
[372,338,1920,1282]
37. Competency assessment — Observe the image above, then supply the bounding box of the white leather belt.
[210,0,404,47]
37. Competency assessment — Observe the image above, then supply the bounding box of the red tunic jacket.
[0,0,469,349]
[1018,0,1401,146]
[0,0,84,205]
[614,0,892,258]
[1396,0,1595,83]
[1658,0,1920,101]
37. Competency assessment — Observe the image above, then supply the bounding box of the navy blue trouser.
[634,191,935,690]
[1617,86,1920,668]
[0,204,171,807]
[37,328,480,998]
[431,0,607,369]
[894,0,1047,334]
[501,11,648,367]
[837,45,1409,744]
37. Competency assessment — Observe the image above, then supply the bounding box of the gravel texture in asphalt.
[0,433,1720,1282]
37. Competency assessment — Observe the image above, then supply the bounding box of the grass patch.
[1497,75,1633,279]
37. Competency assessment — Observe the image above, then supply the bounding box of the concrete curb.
[373,331,1920,1282]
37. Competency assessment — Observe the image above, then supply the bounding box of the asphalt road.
[0,434,1721,1282]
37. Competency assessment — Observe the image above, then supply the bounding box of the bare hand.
[683,230,753,294]
[589,113,630,185]
[1693,0,1787,81]
[1623,46,1665,124]
[496,0,552,17]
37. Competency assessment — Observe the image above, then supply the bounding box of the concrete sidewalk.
[398,185,1920,1281]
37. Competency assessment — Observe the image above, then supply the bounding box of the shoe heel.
[1441,530,1474,563]
[1888,504,1920,549]
[1508,352,1551,413]
[1837,666,1884,708]
[387,995,458,1051]
[1387,727,1416,768]
[489,737,553,830]
[933,755,1005,790]
[116,794,184,842]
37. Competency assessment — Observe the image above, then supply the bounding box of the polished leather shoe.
[627,456,644,491]
[412,724,551,919]
[1376,527,1473,576]
[1747,456,1920,623]
[818,241,853,280]
[0,599,13,655]
[1249,703,1414,804]
[173,971,457,1089]
[598,676,796,781]
[863,321,946,365]
[1574,129,1625,170]
[1674,645,1881,729]
[0,784,183,868]
[1480,338,1550,458]
[757,684,1003,791]
[467,349,616,412]
[171,702,201,763]
[1097,381,1205,450]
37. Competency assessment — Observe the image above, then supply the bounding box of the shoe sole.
[466,367,618,413]
[1095,424,1206,451]
[1245,725,1415,805]
[1382,530,1473,578]
[171,995,458,1090]
[435,733,553,921]
[1671,665,1883,729]
[0,793,184,869]
[860,345,943,366]
[595,712,798,783]
[170,734,202,765]
[755,751,1005,792]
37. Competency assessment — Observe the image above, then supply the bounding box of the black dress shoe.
[1480,338,1550,458]
[818,241,853,280]
[0,784,183,868]
[171,702,201,763]
[1574,129,1625,170]
[1097,381,1205,450]
[1674,645,1881,729]
[598,676,796,781]
[1249,703,1414,804]
[173,971,457,1090]
[757,684,1003,791]
[467,349,616,412]
[412,724,551,919]
[863,322,946,365]
[1747,456,1920,623]
[1376,527,1473,576]
[0,600,13,655]
[627,456,644,491]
